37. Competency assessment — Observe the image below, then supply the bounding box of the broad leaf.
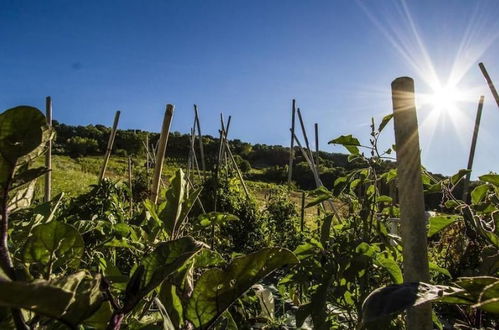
[378,114,393,132]
[375,254,403,284]
[427,215,461,237]
[450,169,470,185]
[186,247,299,328]
[361,282,470,324]
[198,212,238,227]
[471,184,490,204]
[0,106,48,162]
[11,166,49,190]
[0,273,74,319]
[23,221,84,271]
[328,135,361,154]
[305,186,333,208]
[123,236,205,311]
[479,174,499,187]
[0,270,103,324]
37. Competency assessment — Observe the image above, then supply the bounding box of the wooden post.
[479,62,499,109]
[462,96,484,201]
[98,111,121,182]
[288,99,296,185]
[194,105,206,178]
[297,108,316,165]
[391,77,432,330]
[44,96,52,202]
[314,123,319,168]
[225,140,250,199]
[300,191,305,231]
[150,105,174,204]
[128,156,133,216]
[315,123,321,217]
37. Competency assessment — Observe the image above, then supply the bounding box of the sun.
[427,84,462,114]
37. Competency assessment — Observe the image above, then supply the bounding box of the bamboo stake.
[44,96,52,202]
[194,105,206,178]
[314,123,319,168]
[391,77,431,330]
[479,62,499,109]
[190,128,202,180]
[98,111,121,182]
[462,96,484,201]
[128,156,133,217]
[300,191,305,231]
[297,108,316,164]
[291,131,342,222]
[145,133,150,174]
[315,123,321,217]
[150,105,174,204]
[288,99,296,185]
[224,140,250,199]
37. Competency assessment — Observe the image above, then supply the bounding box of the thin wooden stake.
[463,96,484,201]
[297,108,316,165]
[98,111,121,182]
[44,96,52,202]
[128,156,133,216]
[300,191,305,231]
[224,140,250,199]
[314,123,319,168]
[288,99,296,185]
[392,77,431,330]
[479,62,499,109]
[194,105,206,178]
[150,105,174,204]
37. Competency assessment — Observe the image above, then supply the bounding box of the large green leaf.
[159,169,202,237]
[471,184,490,204]
[375,253,403,284]
[328,135,361,154]
[23,221,84,271]
[123,237,205,312]
[305,186,333,208]
[0,270,103,324]
[450,169,470,185]
[472,280,499,313]
[186,247,299,328]
[427,215,461,237]
[198,212,238,227]
[59,273,105,326]
[0,106,47,163]
[11,166,49,190]
[479,174,499,187]
[0,273,75,319]
[378,114,393,132]
[361,282,471,325]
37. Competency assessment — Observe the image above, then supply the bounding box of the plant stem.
[0,177,15,279]
[1,175,28,329]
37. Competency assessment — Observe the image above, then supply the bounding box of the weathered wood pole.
[462,96,484,201]
[225,140,250,199]
[98,110,121,182]
[297,108,316,165]
[128,156,133,216]
[194,105,206,178]
[288,99,296,185]
[150,105,174,204]
[314,123,319,168]
[479,62,499,109]
[315,123,321,217]
[391,77,432,330]
[44,96,53,202]
[300,191,305,231]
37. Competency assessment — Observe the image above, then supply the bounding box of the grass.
[33,154,333,230]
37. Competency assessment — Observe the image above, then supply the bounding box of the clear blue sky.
[1,0,499,177]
